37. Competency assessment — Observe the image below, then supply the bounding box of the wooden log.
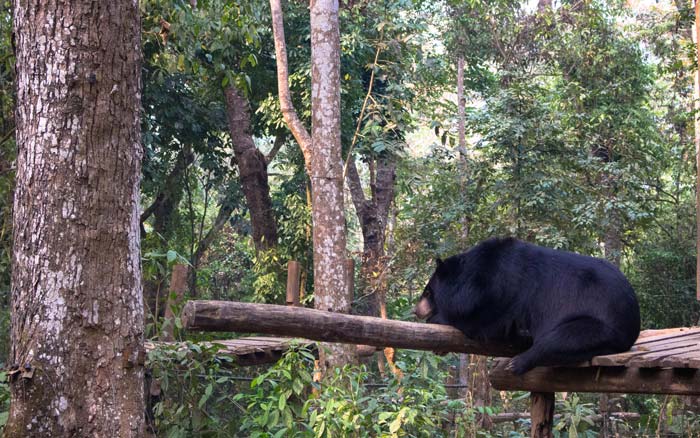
[286,261,302,307]
[531,392,554,438]
[182,300,526,356]
[490,411,640,424]
[490,361,700,395]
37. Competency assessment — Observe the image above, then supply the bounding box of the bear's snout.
[413,297,434,320]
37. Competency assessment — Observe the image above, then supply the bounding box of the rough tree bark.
[270,0,312,169]
[600,180,623,437]
[346,156,398,375]
[224,86,278,252]
[694,0,700,300]
[7,0,144,436]
[346,157,395,317]
[270,0,354,370]
[456,56,468,162]
[309,0,354,369]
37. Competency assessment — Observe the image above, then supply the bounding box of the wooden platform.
[592,327,700,368]
[181,301,700,395]
[180,300,700,438]
[490,327,700,395]
[146,336,314,366]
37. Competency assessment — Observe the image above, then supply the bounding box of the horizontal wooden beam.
[489,360,700,395]
[182,300,526,357]
[489,412,640,424]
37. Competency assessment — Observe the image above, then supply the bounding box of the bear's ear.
[435,257,444,268]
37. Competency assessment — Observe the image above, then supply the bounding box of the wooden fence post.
[286,260,302,307]
[345,258,355,300]
[162,264,188,341]
[530,392,555,438]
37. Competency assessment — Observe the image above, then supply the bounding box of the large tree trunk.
[7,0,144,436]
[309,0,353,369]
[224,86,278,252]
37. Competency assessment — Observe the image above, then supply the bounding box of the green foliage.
[0,371,9,434]
[553,395,597,438]
[0,0,14,302]
[147,342,243,436]
[233,344,317,436]
[233,346,470,438]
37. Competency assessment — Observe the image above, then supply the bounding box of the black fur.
[418,237,640,375]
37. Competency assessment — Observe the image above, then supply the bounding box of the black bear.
[413,237,640,375]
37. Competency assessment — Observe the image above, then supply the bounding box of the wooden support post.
[286,260,301,307]
[446,365,459,399]
[530,392,554,438]
[162,264,188,341]
[345,258,355,299]
[599,393,610,438]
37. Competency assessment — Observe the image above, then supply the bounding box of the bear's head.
[413,258,449,324]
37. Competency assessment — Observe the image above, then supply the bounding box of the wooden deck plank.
[633,328,700,346]
[592,339,699,366]
[248,336,296,342]
[627,345,700,368]
[216,338,286,346]
[637,327,691,339]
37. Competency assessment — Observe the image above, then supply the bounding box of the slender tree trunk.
[142,145,194,236]
[188,184,239,295]
[310,0,354,369]
[141,145,194,317]
[457,56,468,162]
[455,55,472,246]
[347,157,398,374]
[7,0,144,435]
[224,86,278,252]
[601,201,622,437]
[593,143,622,266]
[346,157,395,317]
[694,0,700,300]
[269,0,312,168]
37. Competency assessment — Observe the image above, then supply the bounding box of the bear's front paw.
[505,356,530,375]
